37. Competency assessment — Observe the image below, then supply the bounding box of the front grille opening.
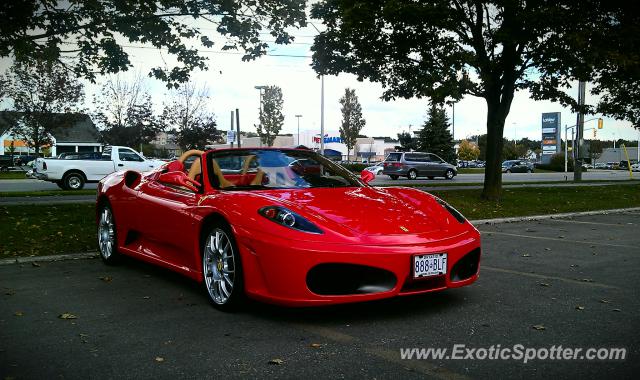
[400,275,447,293]
[450,248,481,282]
[306,263,397,296]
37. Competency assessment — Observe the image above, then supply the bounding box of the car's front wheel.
[98,204,120,265]
[202,223,244,311]
[445,169,455,180]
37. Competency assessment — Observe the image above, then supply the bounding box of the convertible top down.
[96,148,481,309]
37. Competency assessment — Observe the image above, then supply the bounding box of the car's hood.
[253,186,464,237]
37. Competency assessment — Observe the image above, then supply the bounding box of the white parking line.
[482,266,619,289]
[482,231,638,249]
[545,219,635,227]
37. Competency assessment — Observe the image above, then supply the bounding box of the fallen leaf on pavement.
[575,306,585,310]
[532,325,546,331]
[544,248,551,251]
[599,299,611,304]
[58,313,77,319]
[99,276,112,283]
[612,308,621,312]
[539,283,550,287]
[268,359,284,365]
[581,278,594,283]
[310,343,322,348]
[14,311,24,316]
[155,357,165,363]
[31,262,40,267]
[521,254,531,257]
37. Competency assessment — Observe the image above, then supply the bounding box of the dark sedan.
[501,160,534,173]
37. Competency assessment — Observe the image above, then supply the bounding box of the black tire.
[201,222,244,311]
[56,181,67,190]
[445,169,455,180]
[97,204,120,265]
[63,172,85,190]
[407,169,418,180]
[389,175,399,180]
[428,176,435,180]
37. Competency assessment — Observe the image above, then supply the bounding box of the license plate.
[413,253,447,278]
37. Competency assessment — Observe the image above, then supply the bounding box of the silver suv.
[382,152,457,180]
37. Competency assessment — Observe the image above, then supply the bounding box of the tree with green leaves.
[457,140,480,161]
[311,1,639,199]
[162,82,221,150]
[396,131,417,152]
[417,104,456,163]
[0,0,306,87]
[257,86,284,147]
[338,88,366,161]
[3,60,84,156]
[93,75,161,149]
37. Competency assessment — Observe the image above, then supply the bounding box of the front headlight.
[258,206,323,234]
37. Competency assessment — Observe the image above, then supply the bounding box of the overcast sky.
[1,19,638,143]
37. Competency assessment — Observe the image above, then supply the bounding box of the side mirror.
[158,171,201,192]
[360,170,375,184]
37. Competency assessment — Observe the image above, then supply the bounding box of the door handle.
[118,164,124,167]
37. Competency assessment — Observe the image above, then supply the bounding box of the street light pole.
[295,114,302,146]
[254,85,267,147]
[309,22,325,156]
[574,80,586,181]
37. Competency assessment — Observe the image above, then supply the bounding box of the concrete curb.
[470,207,640,225]
[0,251,98,266]
[2,207,639,265]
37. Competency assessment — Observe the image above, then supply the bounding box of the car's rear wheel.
[389,175,398,180]
[202,223,244,311]
[98,205,120,265]
[407,169,418,180]
[445,169,455,180]
[63,172,85,190]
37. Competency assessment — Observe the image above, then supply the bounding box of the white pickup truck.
[34,146,165,190]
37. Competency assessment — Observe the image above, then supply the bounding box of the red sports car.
[96,148,481,310]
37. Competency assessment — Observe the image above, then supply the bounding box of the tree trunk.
[482,98,507,201]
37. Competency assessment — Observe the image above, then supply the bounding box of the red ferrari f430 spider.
[96,148,481,310]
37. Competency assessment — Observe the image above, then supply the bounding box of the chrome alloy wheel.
[68,176,82,189]
[98,208,115,259]
[203,228,236,305]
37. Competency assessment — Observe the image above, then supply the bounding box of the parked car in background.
[364,162,384,175]
[619,160,637,170]
[501,160,534,173]
[0,155,13,171]
[383,152,457,180]
[34,146,164,190]
[582,163,594,169]
[631,163,640,172]
[594,163,607,169]
[13,155,35,167]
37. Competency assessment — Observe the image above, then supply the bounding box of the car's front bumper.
[234,226,481,306]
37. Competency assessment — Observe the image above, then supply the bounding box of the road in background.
[1,211,638,378]
[0,171,634,192]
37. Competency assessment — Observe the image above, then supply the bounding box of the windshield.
[207,149,363,190]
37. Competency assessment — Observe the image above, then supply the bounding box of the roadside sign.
[227,130,236,144]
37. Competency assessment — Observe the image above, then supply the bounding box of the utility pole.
[230,111,235,148]
[320,75,325,155]
[452,103,455,140]
[235,108,241,148]
[295,114,302,146]
[254,85,267,148]
[574,80,586,181]
[309,22,325,156]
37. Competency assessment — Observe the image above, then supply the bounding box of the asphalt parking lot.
[1,211,638,379]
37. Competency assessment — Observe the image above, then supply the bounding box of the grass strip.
[1,183,639,258]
